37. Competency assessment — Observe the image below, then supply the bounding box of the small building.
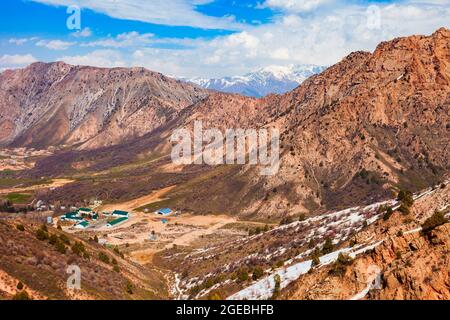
[74,220,89,229]
[60,211,83,222]
[78,207,93,215]
[106,216,128,228]
[112,210,129,217]
[156,208,173,216]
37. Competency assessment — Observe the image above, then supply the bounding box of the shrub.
[329,253,353,276]
[113,265,120,273]
[55,241,66,254]
[311,253,321,268]
[271,274,281,299]
[383,207,393,221]
[12,290,31,300]
[398,204,410,215]
[71,241,86,256]
[36,229,48,241]
[208,292,222,300]
[98,252,110,264]
[236,269,249,283]
[126,282,134,294]
[16,224,25,231]
[421,211,447,234]
[279,216,293,226]
[321,237,334,255]
[397,190,414,207]
[59,234,70,245]
[16,282,24,290]
[252,267,264,280]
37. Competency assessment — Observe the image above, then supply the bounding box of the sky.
[0,0,448,77]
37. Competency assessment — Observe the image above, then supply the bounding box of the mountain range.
[186,64,326,97]
[0,28,449,301]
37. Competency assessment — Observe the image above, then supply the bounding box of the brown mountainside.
[0,62,207,149]
[1,28,449,218]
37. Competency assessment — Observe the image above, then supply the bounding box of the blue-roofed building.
[112,210,129,217]
[74,220,89,229]
[156,208,172,216]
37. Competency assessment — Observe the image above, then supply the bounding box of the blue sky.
[0,0,448,77]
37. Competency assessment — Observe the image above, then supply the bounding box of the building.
[106,216,128,228]
[74,220,89,229]
[112,210,129,217]
[60,211,83,222]
[78,208,93,215]
[156,208,173,216]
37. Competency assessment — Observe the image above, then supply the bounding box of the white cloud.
[82,31,154,48]
[123,1,449,78]
[0,54,37,71]
[34,0,449,78]
[31,0,242,30]
[72,27,92,38]
[8,37,39,45]
[263,0,335,12]
[58,49,126,68]
[36,39,75,50]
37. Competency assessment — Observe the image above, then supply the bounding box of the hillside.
[0,219,168,300]
[0,62,207,149]
[2,28,449,220]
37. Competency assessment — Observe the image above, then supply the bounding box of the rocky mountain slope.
[187,64,325,97]
[0,219,168,299]
[156,27,450,218]
[278,185,450,300]
[1,28,449,220]
[0,62,207,149]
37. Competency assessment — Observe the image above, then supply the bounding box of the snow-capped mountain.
[187,64,326,97]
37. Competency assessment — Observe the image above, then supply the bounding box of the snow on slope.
[186,64,326,97]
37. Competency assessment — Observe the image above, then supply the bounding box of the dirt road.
[0,178,74,195]
[99,185,175,212]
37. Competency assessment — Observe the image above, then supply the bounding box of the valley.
[0,28,448,300]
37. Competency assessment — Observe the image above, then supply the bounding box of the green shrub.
[126,282,134,294]
[16,224,25,231]
[71,241,86,256]
[421,211,447,234]
[383,207,393,221]
[12,290,31,300]
[329,253,353,276]
[398,204,410,215]
[16,282,24,290]
[36,229,48,241]
[321,237,334,255]
[55,241,66,254]
[271,274,281,299]
[397,190,414,207]
[236,269,249,283]
[98,252,110,264]
[252,267,264,280]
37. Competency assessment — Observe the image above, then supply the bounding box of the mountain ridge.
[185,64,326,97]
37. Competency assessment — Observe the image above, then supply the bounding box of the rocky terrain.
[0,219,168,299]
[0,62,206,149]
[0,29,448,300]
[1,28,447,220]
